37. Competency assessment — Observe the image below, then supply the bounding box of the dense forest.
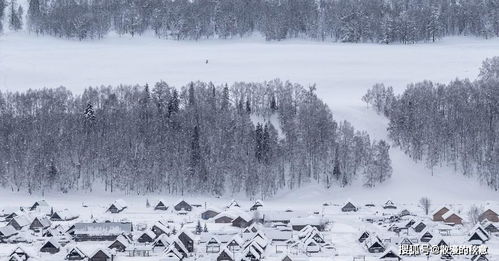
[1,0,498,43]
[363,57,499,190]
[0,80,391,197]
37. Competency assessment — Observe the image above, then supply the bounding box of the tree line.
[363,57,499,190]
[0,80,391,197]
[2,0,494,42]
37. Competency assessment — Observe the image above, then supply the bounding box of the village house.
[227,235,244,252]
[0,225,18,242]
[30,216,52,232]
[178,230,195,252]
[50,209,79,221]
[9,247,32,261]
[290,216,326,231]
[137,230,157,243]
[432,206,450,221]
[206,236,221,253]
[154,200,169,211]
[152,221,170,237]
[154,234,173,249]
[174,200,192,212]
[412,221,426,233]
[66,246,87,260]
[358,231,370,243]
[71,222,133,241]
[419,230,434,243]
[8,215,31,230]
[201,208,221,220]
[380,248,402,261]
[29,200,50,211]
[215,212,236,223]
[383,200,397,209]
[109,234,132,252]
[479,209,499,222]
[250,200,263,211]
[89,249,115,261]
[106,200,127,214]
[482,220,499,233]
[364,235,385,253]
[341,202,358,212]
[40,238,61,254]
[442,211,463,225]
[217,247,235,261]
[232,214,253,228]
[164,245,183,260]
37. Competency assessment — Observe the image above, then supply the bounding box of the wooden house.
[154,200,168,211]
[89,249,114,261]
[0,225,18,241]
[40,238,61,254]
[468,230,489,245]
[442,211,463,225]
[419,230,433,243]
[206,236,221,253]
[50,209,79,221]
[380,248,402,261]
[201,208,221,220]
[215,212,236,223]
[106,200,127,214]
[341,202,358,212]
[164,245,183,260]
[108,234,131,252]
[30,216,52,231]
[217,247,234,261]
[471,254,489,261]
[72,222,133,241]
[153,234,172,248]
[227,235,244,252]
[178,230,195,252]
[364,235,385,253]
[174,200,192,212]
[358,231,370,243]
[66,247,87,260]
[152,221,170,237]
[383,200,397,209]
[232,214,252,228]
[412,221,426,233]
[137,230,157,243]
[432,206,450,221]
[9,247,31,261]
[250,200,263,211]
[479,209,499,223]
[30,200,50,211]
[8,215,31,230]
[483,221,499,233]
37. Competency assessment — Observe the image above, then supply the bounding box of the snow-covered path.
[1,32,499,201]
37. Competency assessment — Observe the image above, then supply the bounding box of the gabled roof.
[66,246,87,258]
[51,209,79,220]
[32,216,52,228]
[442,211,462,221]
[431,206,450,216]
[380,247,401,259]
[10,215,32,227]
[42,238,62,249]
[90,248,113,258]
[164,244,182,258]
[0,225,17,237]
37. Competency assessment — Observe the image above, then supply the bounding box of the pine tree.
[203,223,208,232]
[195,220,202,234]
[9,0,22,31]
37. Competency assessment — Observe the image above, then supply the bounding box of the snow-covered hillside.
[1,32,499,201]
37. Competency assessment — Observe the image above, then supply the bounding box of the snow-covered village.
[1,0,499,260]
[0,196,498,261]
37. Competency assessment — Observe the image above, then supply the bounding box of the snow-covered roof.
[291,216,325,226]
[442,210,461,220]
[73,222,132,236]
[51,209,79,220]
[0,225,17,237]
[431,205,450,216]
[11,215,32,227]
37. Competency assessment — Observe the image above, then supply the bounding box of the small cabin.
[106,200,127,214]
[206,237,221,253]
[178,231,195,252]
[341,202,358,212]
[383,200,397,209]
[412,221,426,233]
[30,216,52,232]
[217,248,234,261]
[40,238,61,254]
[138,230,156,243]
[201,209,221,220]
[154,200,168,211]
[89,249,114,261]
[380,248,401,261]
[250,200,263,211]
[66,247,87,260]
[174,200,192,212]
[432,206,450,221]
[479,209,499,223]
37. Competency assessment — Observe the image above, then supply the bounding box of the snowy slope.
[1,32,499,201]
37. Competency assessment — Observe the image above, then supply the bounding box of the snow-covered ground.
[1,32,499,203]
